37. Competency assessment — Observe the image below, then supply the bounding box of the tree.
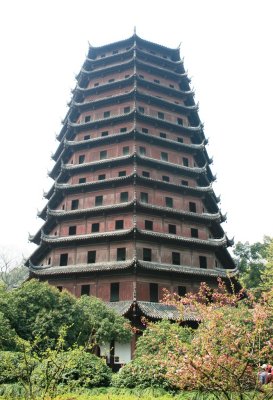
[0,279,131,351]
[0,249,28,289]
[233,237,271,292]
[163,281,273,399]
[260,238,273,292]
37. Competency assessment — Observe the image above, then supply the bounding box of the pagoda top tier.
[87,34,181,61]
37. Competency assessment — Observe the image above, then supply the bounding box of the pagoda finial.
[133,26,136,35]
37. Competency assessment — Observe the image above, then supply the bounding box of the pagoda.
[27,33,238,365]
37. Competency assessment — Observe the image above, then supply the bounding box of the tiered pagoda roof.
[27,33,238,323]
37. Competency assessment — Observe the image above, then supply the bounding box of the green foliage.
[0,280,131,351]
[260,238,273,292]
[76,295,132,346]
[113,321,193,390]
[0,312,18,350]
[0,352,26,384]
[234,237,271,292]
[34,348,112,391]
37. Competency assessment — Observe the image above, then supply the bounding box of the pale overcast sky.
[0,0,272,257]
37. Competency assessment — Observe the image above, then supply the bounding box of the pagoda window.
[150,283,158,302]
[145,220,153,230]
[143,248,152,262]
[182,157,189,167]
[142,171,150,178]
[81,285,90,296]
[162,175,170,182]
[62,204,65,210]
[110,282,120,302]
[79,177,86,184]
[84,135,90,140]
[115,220,124,230]
[158,112,165,120]
[168,224,176,234]
[71,199,79,210]
[177,137,184,143]
[165,197,173,208]
[122,146,129,155]
[120,192,128,202]
[95,195,103,206]
[104,111,110,118]
[191,228,198,238]
[161,152,168,161]
[60,253,68,266]
[138,106,144,114]
[87,250,96,264]
[169,84,174,88]
[118,170,126,177]
[189,202,197,213]
[140,192,148,203]
[124,106,130,113]
[100,150,107,160]
[199,256,207,269]
[84,115,91,123]
[94,82,99,87]
[178,286,187,296]
[79,155,85,164]
[57,286,63,292]
[117,248,126,261]
[139,146,146,156]
[154,79,160,84]
[98,174,106,180]
[91,223,100,233]
[177,118,183,126]
[68,226,77,235]
[108,78,115,83]
[142,128,149,133]
[172,252,180,265]
[181,180,188,186]
[215,260,218,268]
[120,127,127,132]
[160,132,167,138]
[48,257,51,265]
[101,131,108,136]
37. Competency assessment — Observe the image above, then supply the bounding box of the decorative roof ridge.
[136,174,213,193]
[136,58,187,78]
[137,227,227,247]
[138,154,207,174]
[62,152,134,171]
[137,260,239,278]
[72,87,135,108]
[68,107,136,128]
[65,129,134,147]
[29,259,135,272]
[87,35,134,53]
[137,76,194,97]
[136,89,198,112]
[54,173,134,190]
[80,56,135,75]
[41,227,134,243]
[136,111,203,133]
[136,200,221,221]
[47,200,134,217]
[75,74,134,92]
[136,47,182,65]
[135,35,180,55]
[85,47,134,65]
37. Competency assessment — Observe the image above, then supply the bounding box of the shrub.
[34,348,112,390]
[0,352,28,384]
